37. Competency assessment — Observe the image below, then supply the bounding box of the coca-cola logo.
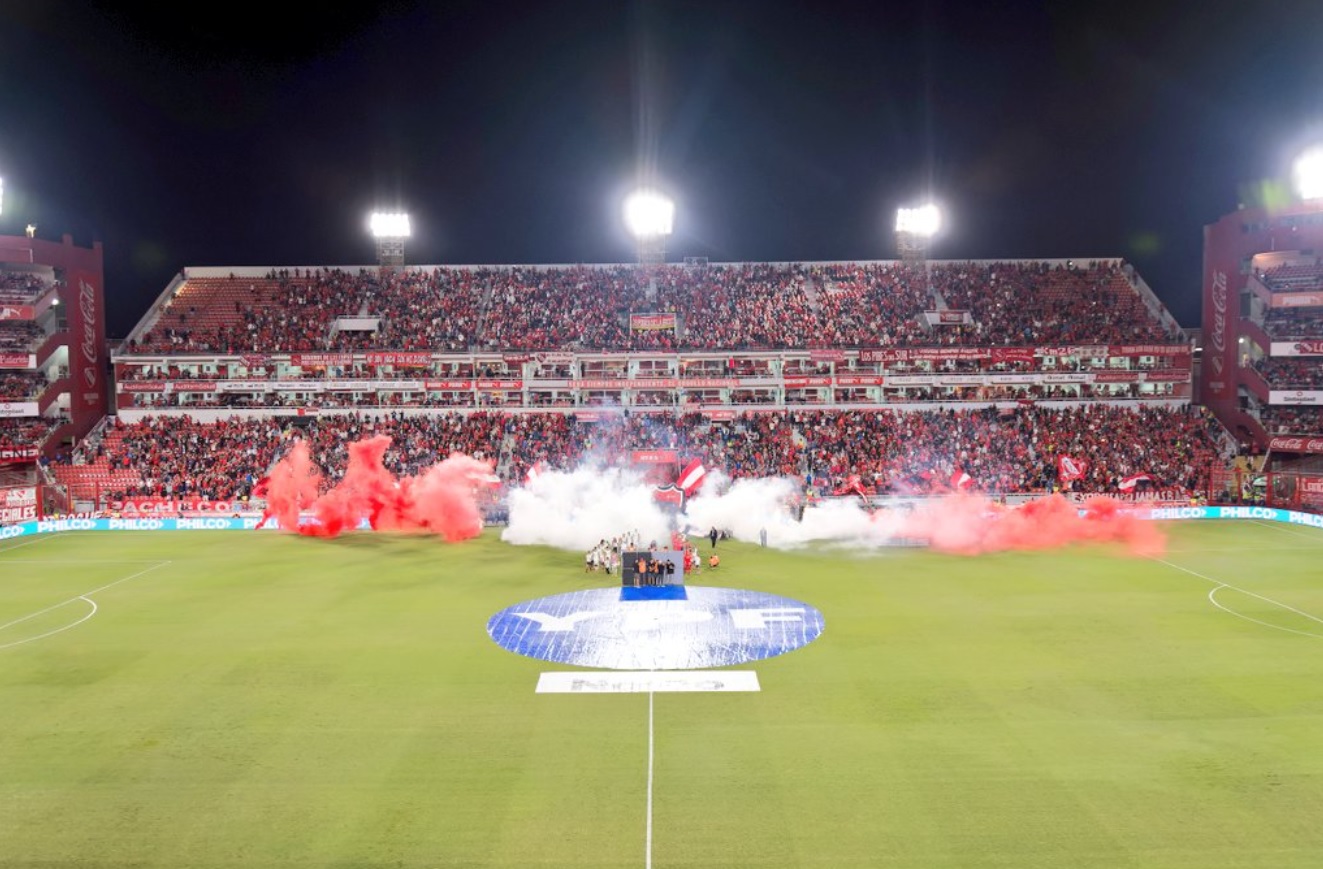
[79,280,98,388]
[1270,437,1323,453]
[1208,269,1228,376]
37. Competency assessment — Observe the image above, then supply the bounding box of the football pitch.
[2,520,1323,868]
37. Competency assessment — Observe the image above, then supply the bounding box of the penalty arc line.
[1207,586,1323,640]
[0,597,98,651]
[1151,557,1323,638]
[0,561,173,649]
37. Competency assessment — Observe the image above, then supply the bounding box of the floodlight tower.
[624,189,674,266]
[895,204,941,262]
[1293,146,1323,201]
[369,212,411,270]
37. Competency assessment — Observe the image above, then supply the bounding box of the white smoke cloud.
[501,465,673,550]
[503,463,910,552]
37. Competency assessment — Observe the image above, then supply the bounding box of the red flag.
[1118,472,1153,492]
[677,459,707,494]
[950,468,973,490]
[1057,455,1089,483]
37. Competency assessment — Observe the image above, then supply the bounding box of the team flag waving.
[949,468,974,491]
[1057,455,1089,483]
[1118,472,1154,492]
[676,458,708,495]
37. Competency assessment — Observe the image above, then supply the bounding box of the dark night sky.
[2,0,1322,336]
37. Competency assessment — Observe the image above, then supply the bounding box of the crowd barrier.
[2,504,1322,544]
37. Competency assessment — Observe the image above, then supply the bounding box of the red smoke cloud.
[261,435,497,541]
[891,493,1165,556]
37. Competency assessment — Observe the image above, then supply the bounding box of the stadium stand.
[123,260,1179,354]
[53,404,1224,507]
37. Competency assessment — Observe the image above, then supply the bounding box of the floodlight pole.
[375,236,405,270]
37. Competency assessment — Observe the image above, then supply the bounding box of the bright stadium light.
[369,212,411,238]
[895,203,941,263]
[368,211,411,270]
[624,190,674,239]
[623,189,674,265]
[895,203,941,236]
[1292,146,1323,201]
[0,177,5,216]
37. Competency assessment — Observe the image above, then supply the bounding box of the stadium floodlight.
[369,212,411,239]
[895,203,941,263]
[895,204,941,236]
[1292,146,1323,201]
[624,189,674,265]
[368,211,411,269]
[0,177,4,216]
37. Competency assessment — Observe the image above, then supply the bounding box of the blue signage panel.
[486,585,826,670]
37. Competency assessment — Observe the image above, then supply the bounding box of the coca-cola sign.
[79,279,98,388]
[1268,436,1323,454]
[1209,269,1227,374]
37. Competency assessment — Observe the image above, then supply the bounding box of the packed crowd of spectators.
[1258,406,1323,435]
[1262,308,1323,340]
[0,322,43,351]
[0,370,48,400]
[0,272,48,303]
[72,404,1225,504]
[0,418,53,450]
[936,260,1170,345]
[1252,357,1323,389]
[121,260,1176,355]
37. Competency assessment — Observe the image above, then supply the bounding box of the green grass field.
[2,520,1323,868]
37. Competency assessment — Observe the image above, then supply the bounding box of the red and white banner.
[703,410,737,421]
[1057,455,1089,483]
[0,304,35,321]
[808,350,847,362]
[0,353,35,369]
[0,486,38,523]
[629,313,678,331]
[784,376,833,388]
[950,468,973,490]
[1268,436,1323,454]
[1093,371,1140,383]
[990,347,1036,364]
[1118,473,1154,492]
[676,459,708,495]
[632,450,679,465]
[424,380,474,391]
[1271,341,1323,357]
[70,273,107,431]
[835,375,884,386]
[1142,370,1192,382]
[291,352,352,367]
[110,498,242,514]
[365,352,433,367]
[0,446,39,464]
[1201,220,1239,409]
[475,379,523,391]
[1269,291,1323,308]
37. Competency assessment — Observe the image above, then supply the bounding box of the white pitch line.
[1249,519,1323,542]
[0,597,98,651]
[1152,557,1323,637]
[646,689,655,869]
[0,535,56,555]
[0,561,172,651]
[1207,586,1323,640]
